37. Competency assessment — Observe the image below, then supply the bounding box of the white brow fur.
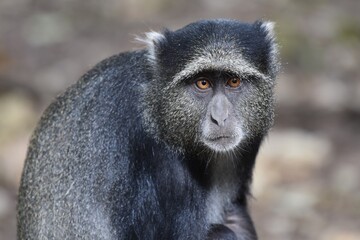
[169,48,266,89]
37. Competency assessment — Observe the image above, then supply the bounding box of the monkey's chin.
[202,135,242,153]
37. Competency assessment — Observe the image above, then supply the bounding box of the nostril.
[210,114,226,127]
[210,114,218,125]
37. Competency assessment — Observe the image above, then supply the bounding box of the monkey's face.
[186,71,245,152]
[141,19,279,153]
[144,68,275,154]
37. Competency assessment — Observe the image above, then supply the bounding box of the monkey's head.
[141,19,279,153]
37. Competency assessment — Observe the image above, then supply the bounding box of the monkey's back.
[17,51,149,239]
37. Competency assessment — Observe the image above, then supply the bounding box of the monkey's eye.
[195,78,211,90]
[226,77,241,88]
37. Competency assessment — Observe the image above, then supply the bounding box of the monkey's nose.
[210,95,229,127]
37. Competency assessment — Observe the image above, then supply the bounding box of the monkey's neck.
[193,139,262,223]
[205,155,239,224]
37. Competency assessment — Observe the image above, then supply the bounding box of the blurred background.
[0,0,359,239]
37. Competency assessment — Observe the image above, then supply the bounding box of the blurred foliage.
[337,18,360,45]
[279,24,325,72]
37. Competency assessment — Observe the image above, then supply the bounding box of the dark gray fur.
[17,19,279,240]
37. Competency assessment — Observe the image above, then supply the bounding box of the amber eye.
[195,78,211,90]
[226,77,241,88]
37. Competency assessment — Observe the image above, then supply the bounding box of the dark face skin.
[187,71,245,152]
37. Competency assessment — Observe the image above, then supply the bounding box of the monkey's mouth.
[205,133,237,141]
[207,135,232,141]
[203,135,241,152]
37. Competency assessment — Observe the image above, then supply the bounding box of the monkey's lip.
[206,135,233,141]
[205,133,237,141]
[202,134,241,152]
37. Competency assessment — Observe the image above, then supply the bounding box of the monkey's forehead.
[169,48,267,88]
[140,19,278,83]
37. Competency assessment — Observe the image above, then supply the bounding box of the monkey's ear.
[258,21,276,41]
[136,30,167,63]
[254,21,280,77]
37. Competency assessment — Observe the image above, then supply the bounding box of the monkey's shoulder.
[31,50,149,153]
[70,49,148,103]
